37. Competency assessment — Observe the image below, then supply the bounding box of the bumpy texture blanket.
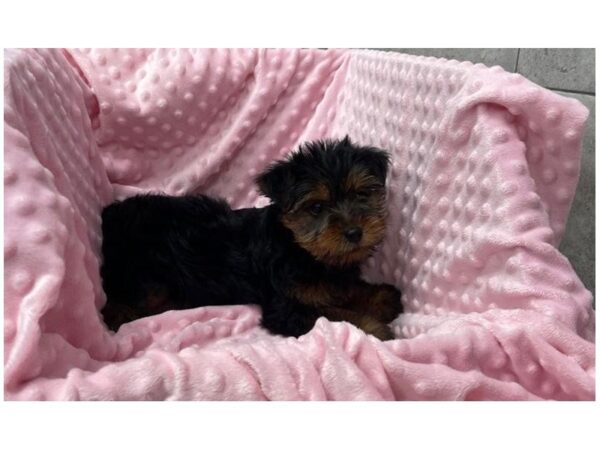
[4,48,595,400]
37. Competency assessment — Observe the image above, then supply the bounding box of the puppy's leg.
[345,282,403,324]
[101,303,142,331]
[288,281,396,340]
[321,306,395,341]
[261,297,321,338]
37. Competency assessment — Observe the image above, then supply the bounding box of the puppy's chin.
[328,246,374,266]
[297,236,384,267]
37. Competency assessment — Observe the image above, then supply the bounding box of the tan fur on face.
[282,218,387,265]
[281,171,387,266]
[344,168,381,193]
[291,183,330,212]
[281,182,330,245]
[300,220,375,266]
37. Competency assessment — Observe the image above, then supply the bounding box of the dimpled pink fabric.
[4,48,594,400]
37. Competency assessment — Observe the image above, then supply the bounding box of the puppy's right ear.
[255,160,295,209]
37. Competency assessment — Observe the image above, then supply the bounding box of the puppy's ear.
[362,148,391,184]
[256,160,295,208]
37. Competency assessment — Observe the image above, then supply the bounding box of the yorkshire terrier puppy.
[100,137,403,340]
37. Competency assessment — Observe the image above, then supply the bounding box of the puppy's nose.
[344,227,363,243]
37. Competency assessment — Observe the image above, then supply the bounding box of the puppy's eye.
[308,202,323,215]
[357,186,384,198]
[355,189,377,200]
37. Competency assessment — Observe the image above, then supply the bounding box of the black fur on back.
[100,193,362,335]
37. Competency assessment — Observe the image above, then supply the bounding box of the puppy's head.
[256,136,391,266]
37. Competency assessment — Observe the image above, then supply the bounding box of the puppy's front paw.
[101,303,141,331]
[360,318,396,341]
[371,284,403,323]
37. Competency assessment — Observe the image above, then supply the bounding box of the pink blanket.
[4,48,594,400]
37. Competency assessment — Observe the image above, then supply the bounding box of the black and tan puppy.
[100,136,403,339]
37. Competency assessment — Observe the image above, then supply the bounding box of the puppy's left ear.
[256,160,295,209]
[363,148,391,184]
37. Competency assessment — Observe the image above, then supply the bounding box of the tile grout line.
[549,87,596,97]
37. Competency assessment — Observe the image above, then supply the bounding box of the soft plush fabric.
[4,48,594,400]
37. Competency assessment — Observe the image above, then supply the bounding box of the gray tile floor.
[378,49,595,296]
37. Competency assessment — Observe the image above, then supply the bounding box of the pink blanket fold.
[4,48,594,400]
